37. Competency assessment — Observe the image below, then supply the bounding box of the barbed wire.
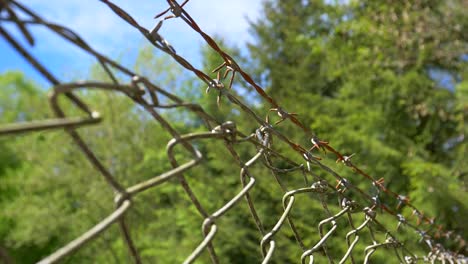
[0,0,466,263]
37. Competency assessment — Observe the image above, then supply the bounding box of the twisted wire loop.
[0,0,466,263]
[260,181,331,263]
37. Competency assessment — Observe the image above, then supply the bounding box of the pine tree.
[248,0,467,254]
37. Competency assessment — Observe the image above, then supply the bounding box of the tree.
[2,0,467,261]
[248,0,467,257]
[0,51,198,263]
[0,71,59,263]
[0,43,287,263]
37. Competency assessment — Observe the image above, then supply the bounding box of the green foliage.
[248,0,467,259]
[0,60,190,262]
[1,0,467,262]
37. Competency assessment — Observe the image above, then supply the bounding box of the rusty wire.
[0,0,467,263]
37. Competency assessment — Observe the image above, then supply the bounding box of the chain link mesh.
[0,0,466,263]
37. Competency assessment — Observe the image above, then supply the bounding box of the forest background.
[0,0,467,263]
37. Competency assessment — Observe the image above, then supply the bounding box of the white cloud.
[16,0,262,56]
[176,0,262,45]
[21,0,147,52]
[1,0,263,83]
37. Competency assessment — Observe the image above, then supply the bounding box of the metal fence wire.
[0,0,466,263]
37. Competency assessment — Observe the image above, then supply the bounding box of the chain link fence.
[0,0,466,263]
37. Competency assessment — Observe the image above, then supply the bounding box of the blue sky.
[0,0,262,87]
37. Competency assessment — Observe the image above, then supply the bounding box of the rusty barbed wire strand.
[138,0,466,242]
[0,0,466,263]
[147,0,466,250]
[105,0,468,258]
